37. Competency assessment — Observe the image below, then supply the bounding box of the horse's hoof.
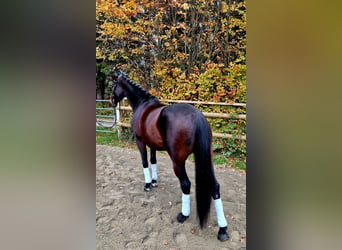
[151,179,158,187]
[144,183,152,192]
[217,227,229,242]
[177,212,189,223]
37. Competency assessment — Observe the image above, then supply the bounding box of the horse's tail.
[193,114,214,229]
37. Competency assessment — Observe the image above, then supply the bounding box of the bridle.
[110,80,118,108]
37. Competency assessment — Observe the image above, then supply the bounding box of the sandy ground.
[96,145,246,250]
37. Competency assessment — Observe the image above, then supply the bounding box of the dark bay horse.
[109,71,229,241]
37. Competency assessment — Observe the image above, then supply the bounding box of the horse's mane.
[119,71,158,102]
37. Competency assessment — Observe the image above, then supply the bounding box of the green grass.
[96,127,136,148]
[213,154,246,170]
[96,129,246,170]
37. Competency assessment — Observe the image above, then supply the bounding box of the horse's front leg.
[136,137,152,192]
[150,148,158,187]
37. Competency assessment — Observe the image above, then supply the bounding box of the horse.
[109,70,229,241]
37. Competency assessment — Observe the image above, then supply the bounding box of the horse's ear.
[108,68,119,80]
[118,70,127,78]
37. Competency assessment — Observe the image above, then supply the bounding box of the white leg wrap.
[214,198,228,227]
[151,164,157,180]
[143,168,151,183]
[181,193,191,216]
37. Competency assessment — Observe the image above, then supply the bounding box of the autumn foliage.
[96,0,245,102]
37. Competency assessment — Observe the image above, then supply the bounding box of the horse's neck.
[123,86,148,112]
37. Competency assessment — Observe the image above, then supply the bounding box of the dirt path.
[96,145,246,250]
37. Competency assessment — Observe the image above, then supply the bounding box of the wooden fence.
[113,99,246,141]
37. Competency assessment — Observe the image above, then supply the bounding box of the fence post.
[116,104,121,138]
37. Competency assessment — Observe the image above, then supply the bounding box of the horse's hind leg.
[212,177,229,241]
[150,148,158,187]
[172,162,191,223]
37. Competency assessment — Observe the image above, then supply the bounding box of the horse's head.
[108,70,126,107]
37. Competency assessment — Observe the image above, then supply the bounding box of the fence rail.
[96,99,246,140]
[163,99,246,107]
[118,106,246,120]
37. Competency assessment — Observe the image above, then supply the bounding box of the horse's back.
[160,103,204,127]
[162,103,200,115]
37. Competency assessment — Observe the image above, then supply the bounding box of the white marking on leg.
[151,163,157,180]
[214,198,228,227]
[143,168,151,183]
[181,193,191,216]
